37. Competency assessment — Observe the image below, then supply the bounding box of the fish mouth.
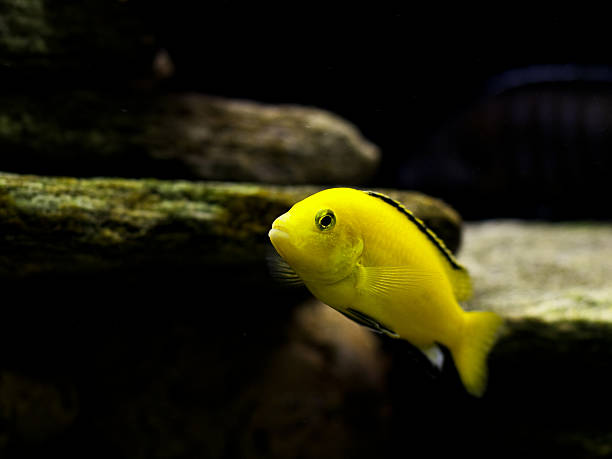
[268,228,290,244]
[269,212,292,255]
[268,227,291,258]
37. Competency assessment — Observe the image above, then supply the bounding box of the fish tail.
[451,311,503,397]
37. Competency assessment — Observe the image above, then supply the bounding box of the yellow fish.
[268,187,502,397]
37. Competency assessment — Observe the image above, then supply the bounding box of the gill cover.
[269,202,363,284]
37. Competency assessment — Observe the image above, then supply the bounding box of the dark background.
[147,7,612,221]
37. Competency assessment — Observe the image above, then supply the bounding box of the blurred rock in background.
[0,1,379,184]
[0,93,379,183]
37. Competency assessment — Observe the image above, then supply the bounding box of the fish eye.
[315,209,336,231]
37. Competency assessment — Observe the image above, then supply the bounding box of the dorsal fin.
[365,190,472,301]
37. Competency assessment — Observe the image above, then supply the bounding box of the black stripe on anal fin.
[346,308,399,338]
[337,309,381,334]
[365,190,463,271]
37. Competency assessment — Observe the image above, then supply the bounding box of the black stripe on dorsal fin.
[365,190,464,271]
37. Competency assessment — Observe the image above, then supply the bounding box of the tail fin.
[451,311,503,397]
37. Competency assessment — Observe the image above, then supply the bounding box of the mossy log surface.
[0,172,461,277]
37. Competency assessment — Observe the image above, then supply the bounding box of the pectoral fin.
[356,265,442,299]
[266,249,304,286]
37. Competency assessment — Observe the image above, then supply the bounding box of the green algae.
[0,173,461,277]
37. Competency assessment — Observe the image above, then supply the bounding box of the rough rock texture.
[463,221,612,323]
[0,93,380,184]
[457,221,612,457]
[0,172,461,277]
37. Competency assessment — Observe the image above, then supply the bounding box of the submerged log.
[0,172,462,277]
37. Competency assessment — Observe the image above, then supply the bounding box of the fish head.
[268,191,363,284]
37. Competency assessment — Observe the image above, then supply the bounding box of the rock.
[236,300,389,459]
[0,370,78,447]
[0,0,157,84]
[54,300,389,459]
[461,222,612,422]
[147,95,380,184]
[390,220,612,457]
[0,93,379,184]
[0,172,462,277]
[2,2,379,184]
[462,221,612,324]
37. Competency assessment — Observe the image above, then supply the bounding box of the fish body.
[268,188,502,397]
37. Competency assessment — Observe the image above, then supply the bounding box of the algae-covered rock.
[0,172,461,277]
[0,93,379,184]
